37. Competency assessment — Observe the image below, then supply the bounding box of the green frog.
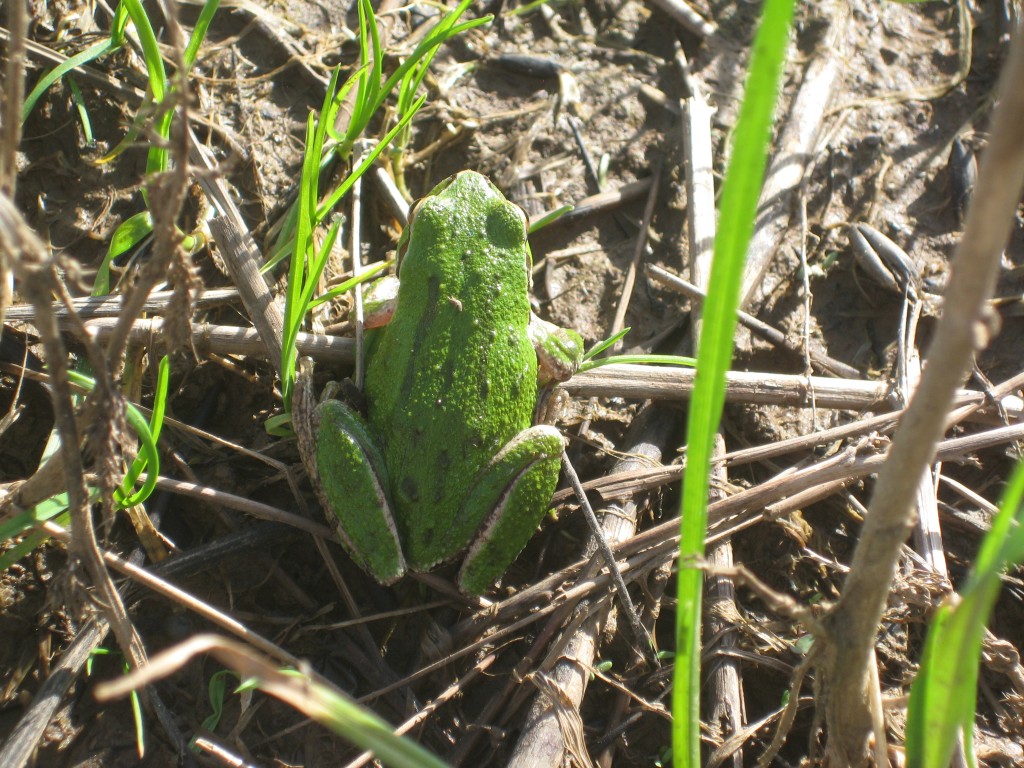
[296,171,583,594]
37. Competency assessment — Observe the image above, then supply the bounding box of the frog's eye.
[395,224,411,274]
[405,197,426,229]
[427,175,458,197]
[396,197,428,272]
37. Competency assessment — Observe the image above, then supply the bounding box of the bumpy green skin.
[315,172,580,594]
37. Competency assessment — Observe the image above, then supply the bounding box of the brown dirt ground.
[3,0,1024,765]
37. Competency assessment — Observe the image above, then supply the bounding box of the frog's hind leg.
[313,400,407,585]
[457,426,565,594]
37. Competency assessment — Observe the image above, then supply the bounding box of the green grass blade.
[22,38,118,123]
[291,673,451,768]
[66,76,95,145]
[309,255,391,308]
[671,0,796,763]
[324,64,369,144]
[115,355,170,507]
[183,0,221,69]
[315,95,426,221]
[0,502,71,544]
[581,328,631,361]
[281,113,322,404]
[296,218,342,322]
[579,355,695,372]
[95,211,153,294]
[110,3,130,45]
[199,670,236,733]
[345,0,378,146]
[119,0,170,178]
[377,7,488,109]
[60,369,163,508]
[336,0,488,156]
[906,458,1024,768]
[366,0,383,110]
[528,204,573,233]
[969,457,1024,578]
[117,0,166,100]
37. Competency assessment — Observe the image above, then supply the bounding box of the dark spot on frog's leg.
[508,375,522,401]
[442,358,457,390]
[425,276,441,317]
[434,450,453,504]
[398,288,437,403]
[474,349,490,400]
[399,475,419,503]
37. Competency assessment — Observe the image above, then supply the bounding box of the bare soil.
[3,0,1024,766]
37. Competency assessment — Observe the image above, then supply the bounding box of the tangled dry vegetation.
[3,0,1024,766]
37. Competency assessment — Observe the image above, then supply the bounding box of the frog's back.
[365,173,538,571]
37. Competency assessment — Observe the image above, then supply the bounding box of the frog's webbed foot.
[321,379,343,401]
[293,358,322,458]
[300,359,367,414]
[336,378,367,413]
[317,377,367,416]
[457,426,565,594]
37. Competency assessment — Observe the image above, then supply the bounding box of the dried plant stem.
[0,0,25,197]
[740,0,847,308]
[818,26,1024,766]
[0,196,147,674]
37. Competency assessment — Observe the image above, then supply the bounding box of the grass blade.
[905,458,1024,768]
[671,0,796,762]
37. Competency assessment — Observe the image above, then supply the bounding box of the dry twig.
[818,24,1024,765]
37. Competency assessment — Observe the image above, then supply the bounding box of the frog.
[295,171,584,594]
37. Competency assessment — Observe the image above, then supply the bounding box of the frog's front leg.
[457,426,566,594]
[528,315,584,385]
[310,399,407,585]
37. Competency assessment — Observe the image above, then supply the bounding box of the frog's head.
[395,171,534,280]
